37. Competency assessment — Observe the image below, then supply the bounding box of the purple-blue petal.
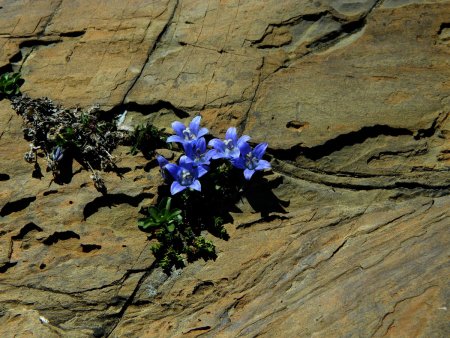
[204,150,214,161]
[179,155,192,165]
[197,127,208,138]
[189,116,201,134]
[167,135,186,144]
[243,168,255,180]
[165,163,180,179]
[171,181,186,195]
[179,160,195,176]
[52,147,64,161]
[208,149,224,160]
[199,158,210,166]
[182,142,195,158]
[231,157,246,169]
[196,137,207,152]
[256,159,271,171]
[156,155,168,168]
[172,121,186,136]
[197,165,209,178]
[189,180,201,192]
[253,142,268,159]
[237,135,251,148]
[238,141,251,155]
[209,139,226,152]
[179,156,190,167]
[228,147,240,159]
[225,127,238,142]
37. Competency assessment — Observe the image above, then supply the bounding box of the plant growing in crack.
[12,96,123,191]
[138,197,182,233]
[12,91,173,193]
[0,72,23,99]
[128,122,169,158]
[139,115,273,273]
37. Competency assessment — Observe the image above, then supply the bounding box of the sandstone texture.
[0,0,449,337]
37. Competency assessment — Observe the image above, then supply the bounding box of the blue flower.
[232,142,271,180]
[50,147,64,162]
[167,116,208,145]
[208,127,250,160]
[156,155,169,179]
[182,137,212,167]
[165,157,208,195]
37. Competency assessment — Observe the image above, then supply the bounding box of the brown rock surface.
[0,0,449,337]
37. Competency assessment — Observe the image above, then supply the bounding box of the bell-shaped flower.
[208,127,250,160]
[232,142,271,180]
[156,155,169,179]
[167,116,208,145]
[182,137,212,167]
[165,157,208,195]
[50,147,64,162]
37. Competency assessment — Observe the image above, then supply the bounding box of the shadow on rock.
[244,174,290,218]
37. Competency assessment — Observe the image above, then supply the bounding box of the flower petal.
[196,137,207,152]
[204,149,214,161]
[180,154,194,164]
[253,142,268,159]
[197,165,209,178]
[167,135,185,144]
[172,121,186,136]
[189,116,201,134]
[156,155,168,168]
[171,181,186,195]
[165,163,179,179]
[208,138,226,152]
[208,149,223,160]
[237,141,251,156]
[182,142,195,159]
[256,159,271,171]
[231,157,246,169]
[179,156,190,167]
[228,147,240,159]
[225,127,238,142]
[189,179,201,192]
[243,168,255,180]
[237,135,251,148]
[197,127,209,138]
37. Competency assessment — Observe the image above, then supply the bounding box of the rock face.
[0,0,449,337]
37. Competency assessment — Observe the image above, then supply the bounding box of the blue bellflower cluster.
[158,116,271,195]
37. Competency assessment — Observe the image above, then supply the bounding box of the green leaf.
[165,197,171,211]
[138,218,159,230]
[148,207,159,221]
[0,72,22,97]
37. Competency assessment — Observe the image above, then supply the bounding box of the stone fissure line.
[267,0,386,75]
[271,160,450,192]
[219,105,443,334]
[105,263,158,337]
[119,0,180,108]
[1,1,448,336]
[240,202,441,335]
[370,285,439,338]
[239,56,264,134]
[40,0,64,36]
[16,0,63,72]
